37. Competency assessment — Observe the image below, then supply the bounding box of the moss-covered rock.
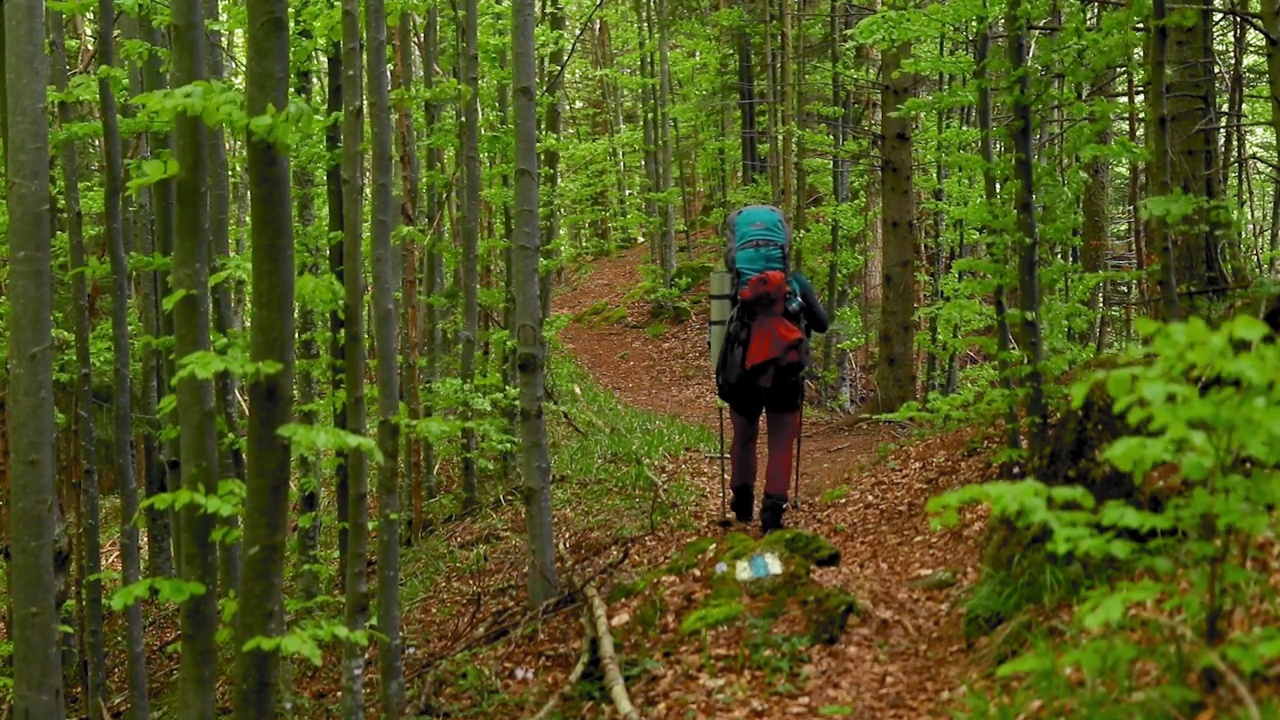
[663,530,859,645]
[805,587,860,645]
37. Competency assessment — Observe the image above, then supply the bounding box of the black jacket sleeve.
[791,272,830,334]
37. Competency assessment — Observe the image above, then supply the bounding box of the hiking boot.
[761,493,788,534]
[730,485,754,523]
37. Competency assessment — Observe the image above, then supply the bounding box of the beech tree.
[233,0,295,713]
[5,0,65,714]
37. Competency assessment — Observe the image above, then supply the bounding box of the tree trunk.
[874,29,916,413]
[395,14,425,539]
[539,0,565,318]
[1260,0,1280,274]
[292,25,322,603]
[340,0,371,712]
[460,0,482,510]
[780,0,794,216]
[1007,0,1047,455]
[738,14,762,185]
[204,0,243,606]
[420,4,442,502]
[1083,66,1113,350]
[49,12,105,714]
[976,24,1021,452]
[233,0,295,714]
[513,0,561,608]
[1150,0,1181,320]
[325,42,351,588]
[656,0,676,286]
[1164,0,1226,316]
[5,1,64,713]
[366,0,406,711]
[171,0,220,712]
[99,3,152,714]
[139,7,181,576]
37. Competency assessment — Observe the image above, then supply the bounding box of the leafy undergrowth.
[938,316,1280,720]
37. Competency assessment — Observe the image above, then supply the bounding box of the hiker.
[715,205,829,532]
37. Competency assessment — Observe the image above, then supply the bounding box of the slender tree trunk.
[1007,0,1047,454]
[139,7,181,575]
[395,14,425,539]
[234,0,295,714]
[460,0,482,510]
[324,43,351,590]
[1151,0,1180,320]
[1260,0,1280,275]
[513,0,561,608]
[5,0,64,713]
[291,25,323,603]
[976,24,1021,452]
[204,0,243,605]
[340,0,371,712]
[97,3,152,714]
[1083,65,1113,350]
[738,17,761,185]
[874,26,916,412]
[656,0,677,286]
[420,5,442,502]
[857,0,882,324]
[540,0,565,318]
[50,13,105,714]
[171,0,220,712]
[781,0,795,215]
[128,14,174,584]
[499,43,519,483]
[366,0,406,711]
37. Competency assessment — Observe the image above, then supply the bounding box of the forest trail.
[550,245,996,718]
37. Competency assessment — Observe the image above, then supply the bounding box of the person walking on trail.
[714,204,829,533]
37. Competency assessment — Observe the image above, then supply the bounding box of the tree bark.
[324,42,351,590]
[49,12,105,714]
[656,0,676,286]
[540,0,565,317]
[204,0,243,606]
[171,0,220,712]
[138,7,180,577]
[460,0,482,510]
[341,0,371,709]
[1007,0,1047,454]
[366,0,405,712]
[514,0,561,608]
[975,23,1021,452]
[874,27,916,412]
[99,3,152,714]
[233,0,295,714]
[5,0,64,713]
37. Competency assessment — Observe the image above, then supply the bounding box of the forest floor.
[391,244,1005,719]
[41,244,1007,719]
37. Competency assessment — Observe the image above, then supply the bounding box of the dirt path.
[554,246,991,719]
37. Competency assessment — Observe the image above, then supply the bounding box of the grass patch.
[544,349,715,538]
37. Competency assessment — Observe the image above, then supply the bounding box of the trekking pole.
[718,401,730,526]
[793,379,805,510]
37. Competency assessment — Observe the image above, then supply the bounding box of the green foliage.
[936,315,1280,717]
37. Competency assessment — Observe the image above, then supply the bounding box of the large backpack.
[716,206,809,403]
[725,205,792,293]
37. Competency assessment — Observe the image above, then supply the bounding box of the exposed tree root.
[583,583,641,720]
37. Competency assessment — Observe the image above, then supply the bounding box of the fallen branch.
[583,583,641,720]
[528,615,594,720]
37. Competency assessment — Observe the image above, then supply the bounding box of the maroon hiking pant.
[729,408,798,497]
